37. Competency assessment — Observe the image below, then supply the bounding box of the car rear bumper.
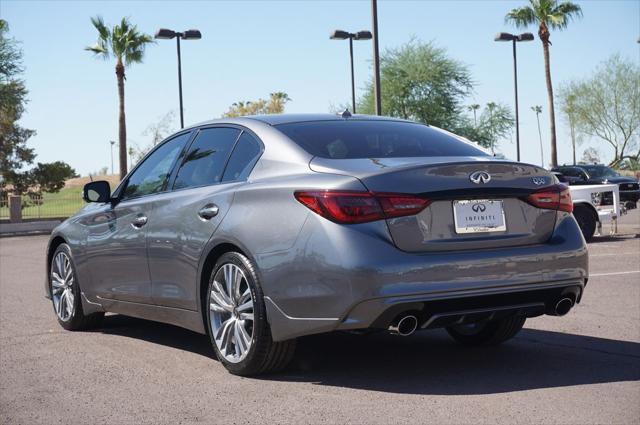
[259,212,588,341]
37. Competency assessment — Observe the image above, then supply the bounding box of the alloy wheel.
[51,251,75,322]
[209,263,255,363]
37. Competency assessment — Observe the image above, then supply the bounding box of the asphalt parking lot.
[1,211,639,424]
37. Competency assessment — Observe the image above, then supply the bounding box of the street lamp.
[494,32,534,162]
[109,140,116,175]
[330,29,372,113]
[155,28,202,128]
[371,0,382,115]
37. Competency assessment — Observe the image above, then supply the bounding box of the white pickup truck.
[569,183,622,241]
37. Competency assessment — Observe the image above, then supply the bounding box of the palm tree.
[506,0,582,168]
[85,16,153,179]
[531,105,544,167]
[467,104,481,126]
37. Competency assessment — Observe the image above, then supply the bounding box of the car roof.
[243,113,412,125]
[187,113,414,129]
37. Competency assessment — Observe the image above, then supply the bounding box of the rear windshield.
[275,120,488,159]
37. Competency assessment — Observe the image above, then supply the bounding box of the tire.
[49,243,104,331]
[206,252,296,376]
[573,205,597,242]
[446,316,526,346]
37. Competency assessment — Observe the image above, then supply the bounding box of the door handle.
[198,204,219,220]
[131,215,148,228]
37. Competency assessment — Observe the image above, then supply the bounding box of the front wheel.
[446,316,526,346]
[206,252,296,376]
[49,243,104,330]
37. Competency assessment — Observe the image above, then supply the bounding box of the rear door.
[146,127,263,310]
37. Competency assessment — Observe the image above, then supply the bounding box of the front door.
[85,131,192,303]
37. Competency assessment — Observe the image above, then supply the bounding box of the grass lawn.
[1,186,85,219]
[2,174,120,220]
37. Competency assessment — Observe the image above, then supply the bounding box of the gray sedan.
[45,114,588,375]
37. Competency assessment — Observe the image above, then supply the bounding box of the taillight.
[526,184,573,213]
[294,191,431,224]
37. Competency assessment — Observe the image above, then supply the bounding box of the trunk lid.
[310,157,558,252]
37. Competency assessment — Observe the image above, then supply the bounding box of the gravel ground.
[1,209,638,424]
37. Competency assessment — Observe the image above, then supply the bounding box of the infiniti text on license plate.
[453,199,507,234]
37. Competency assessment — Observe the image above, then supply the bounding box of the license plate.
[453,199,506,234]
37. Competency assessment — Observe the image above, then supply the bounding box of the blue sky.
[3,0,639,175]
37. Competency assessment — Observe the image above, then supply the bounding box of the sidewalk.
[0,220,61,237]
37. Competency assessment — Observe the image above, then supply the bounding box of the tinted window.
[581,166,618,178]
[561,167,582,177]
[275,120,487,159]
[122,132,191,199]
[222,132,262,182]
[173,127,240,189]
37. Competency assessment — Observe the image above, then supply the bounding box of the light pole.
[330,30,372,113]
[494,32,534,162]
[371,0,382,115]
[155,28,202,129]
[109,140,116,175]
[531,105,544,167]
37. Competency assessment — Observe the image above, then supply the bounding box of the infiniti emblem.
[472,203,486,213]
[532,177,547,186]
[469,171,491,184]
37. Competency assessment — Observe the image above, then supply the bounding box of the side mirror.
[83,181,111,203]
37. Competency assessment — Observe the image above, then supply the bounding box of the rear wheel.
[446,316,526,346]
[206,252,296,376]
[573,205,597,242]
[49,244,104,330]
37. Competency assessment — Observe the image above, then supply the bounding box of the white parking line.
[590,253,638,257]
[590,271,640,277]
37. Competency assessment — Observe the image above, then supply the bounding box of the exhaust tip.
[554,297,574,316]
[389,315,418,336]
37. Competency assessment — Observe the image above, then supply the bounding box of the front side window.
[173,127,241,190]
[122,132,191,200]
[222,132,262,182]
[275,120,488,159]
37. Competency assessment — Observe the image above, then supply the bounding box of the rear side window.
[173,127,240,190]
[222,132,262,182]
[275,120,487,159]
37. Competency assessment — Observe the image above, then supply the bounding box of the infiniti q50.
[45,114,588,376]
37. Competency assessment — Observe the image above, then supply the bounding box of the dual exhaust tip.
[388,298,574,336]
[388,314,419,336]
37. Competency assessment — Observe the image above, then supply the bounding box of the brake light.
[526,184,573,213]
[294,191,431,224]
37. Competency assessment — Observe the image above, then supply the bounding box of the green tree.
[30,161,78,193]
[506,0,582,167]
[223,92,292,117]
[359,40,473,130]
[558,55,639,167]
[85,16,153,179]
[460,103,514,152]
[556,91,582,165]
[0,19,36,194]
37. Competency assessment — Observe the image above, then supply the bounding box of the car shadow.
[97,314,640,395]
[589,234,639,243]
[99,314,216,358]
